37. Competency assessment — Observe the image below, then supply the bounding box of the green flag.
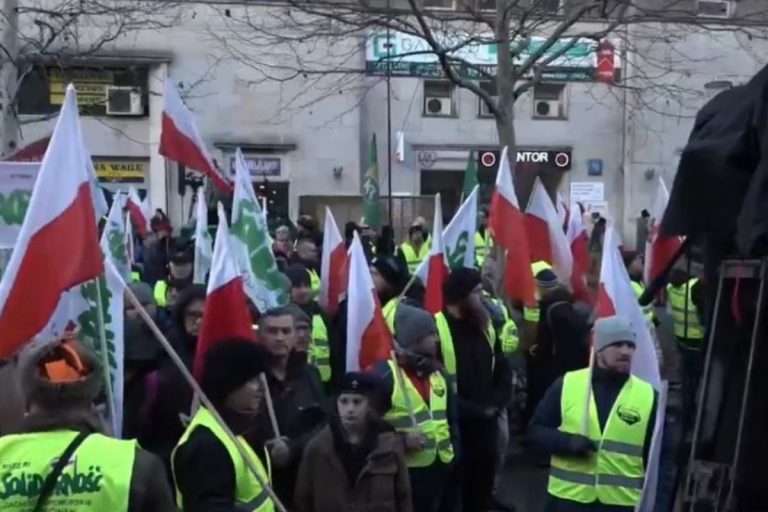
[462,151,478,201]
[363,133,381,229]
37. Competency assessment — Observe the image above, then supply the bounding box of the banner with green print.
[230,148,288,313]
[0,162,39,249]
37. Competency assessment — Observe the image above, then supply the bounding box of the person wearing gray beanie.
[371,303,459,511]
[1,337,177,511]
[528,315,658,512]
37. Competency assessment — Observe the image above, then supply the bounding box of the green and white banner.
[0,162,39,249]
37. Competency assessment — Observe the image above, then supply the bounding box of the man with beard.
[529,316,658,512]
[370,253,409,332]
[434,268,512,512]
[285,264,331,385]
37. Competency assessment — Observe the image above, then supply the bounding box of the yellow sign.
[48,69,113,106]
[93,160,146,183]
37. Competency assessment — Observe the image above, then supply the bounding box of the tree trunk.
[0,0,20,158]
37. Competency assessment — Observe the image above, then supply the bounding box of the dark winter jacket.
[528,367,658,512]
[294,420,414,512]
[252,352,329,508]
[11,408,176,512]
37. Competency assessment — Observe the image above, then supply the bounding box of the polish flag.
[126,186,151,237]
[597,226,661,389]
[525,178,573,285]
[0,85,103,359]
[346,232,393,371]
[159,79,232,193]
[319,206,349,316]
[644,178,681,286]
[424,194,448,314]
[489,147,535,305]
[193,203,256,378]
[566,201,593,304]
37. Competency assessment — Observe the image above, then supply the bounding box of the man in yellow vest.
[291,237,322,297]
[0,337,175,511]
[373,304,459,512]
[154,241,194,307]
[475,207,493,268]
[370,253,410,333]
[529,316,658,512]
[667,267,705,424]
[285,264,331,385]
[434,268,512,512]
[399,224,430,275]
[173,338,276,511]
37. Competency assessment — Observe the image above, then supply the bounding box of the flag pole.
[260,374,282,439]
[124,286,288,512]
[580,345,595,436]
[94,275,118,434]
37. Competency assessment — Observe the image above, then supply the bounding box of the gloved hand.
[567,435,596,457]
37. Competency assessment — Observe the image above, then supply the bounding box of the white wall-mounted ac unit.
[425,96,453,116]
[695,0,733,18]
[106,86,143,116]
[534,99,561,118]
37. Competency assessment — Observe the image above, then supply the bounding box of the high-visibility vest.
[548,368,653,507]
[383,298,399,334]
[434,312,495,385]
[526,260,555,322]
[130,271,141,283]
[667,278,704,341]
[630,281,654,324]
[400,242,430,274]
[487,296,519,356]
[383,360,454,468]
[307,269,321,297]
[154,280,168,307]
[0,430,136,511]
[310,313,331,383]
[475,231,492,267]
[173,407,274,512]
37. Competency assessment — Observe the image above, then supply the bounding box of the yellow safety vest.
[310,313,331,383]
[630,281,654,324]
[154,280,168,307]
[525,260,555,322]
[130,271,141,283]
[667,278,704,341]
[488,296,519,356]
[475,231,492,267]
[173,407,274,512]
[399,242,430,275]
[548,368,654,507]
[383,360,454,468]
[0,430,136,511]
[383,298,399,334]
[434,312,495,382]
[307,269,321,298]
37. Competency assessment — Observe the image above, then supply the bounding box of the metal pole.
[386,0,394,229]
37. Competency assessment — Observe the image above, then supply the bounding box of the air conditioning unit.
[425,96,453,116]
[534,99,561,118]
[106,86,143,116]
[695,0,733,18]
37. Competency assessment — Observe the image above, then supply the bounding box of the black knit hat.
[285,264,311,287]
[336,372,382,397]
[201,339,266,407]
[372,252,408,290]
[443,267,482,304]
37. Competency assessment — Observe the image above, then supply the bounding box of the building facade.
[3,0,767,243]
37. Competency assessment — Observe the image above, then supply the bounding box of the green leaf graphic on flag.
[231,149,288,312]
[363,134,381,230]
[446,231,469,269]
[78,278,117,372]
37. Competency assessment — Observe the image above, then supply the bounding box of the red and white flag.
[525,178,573,285]
[0,85,103,359]
[597,226,661,389]
[160,78,232,193]
[424,194,448,314]
[566,201,593,304]
[318,206,349,316]
[644,178,681,286]
[346,232,393,371]
[489,147,535,305]
[126,186,151,237]
[193,203,256,378]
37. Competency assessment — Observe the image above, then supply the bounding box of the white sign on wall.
[570,181,604,204]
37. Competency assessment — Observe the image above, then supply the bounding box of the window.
[532,83,567,119]
[17,65,148,117]
[478,81,497,118]
[423,80,457,118]
[534,0,562,13]
[423,0,456,10]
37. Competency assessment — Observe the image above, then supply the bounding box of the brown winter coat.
[294,425,413,512]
